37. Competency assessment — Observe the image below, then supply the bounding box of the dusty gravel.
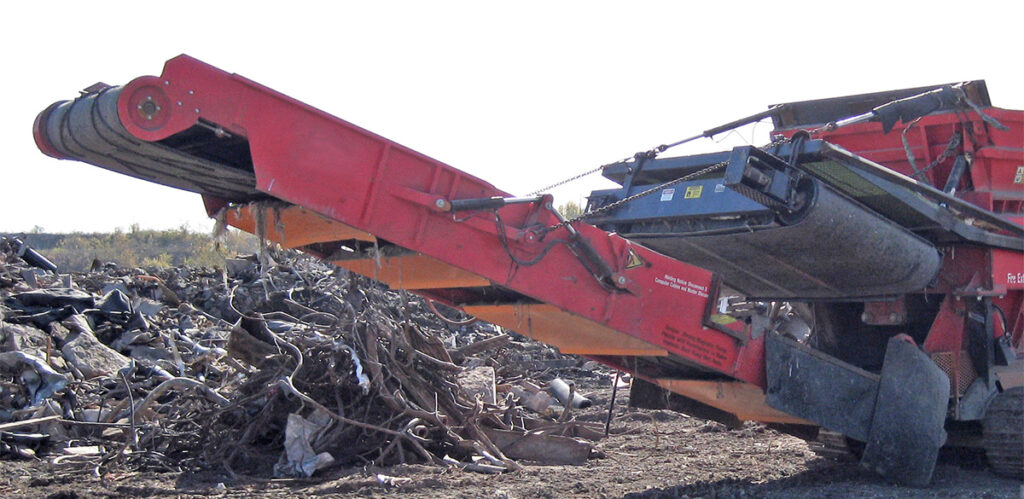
[2,373,1019,499]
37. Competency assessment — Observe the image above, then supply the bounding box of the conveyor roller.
[34,86,261,202]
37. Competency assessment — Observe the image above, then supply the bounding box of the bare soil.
[2,376,1019,499]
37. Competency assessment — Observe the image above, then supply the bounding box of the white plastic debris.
[273,412,335,477]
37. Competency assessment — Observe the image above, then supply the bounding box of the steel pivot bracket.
[723,146,815,223]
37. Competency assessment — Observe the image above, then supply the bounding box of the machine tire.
[982,387,1024,478]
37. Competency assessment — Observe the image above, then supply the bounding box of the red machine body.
[33,56,1024,483]
[775,95,1024,376]
[33,56,779,410]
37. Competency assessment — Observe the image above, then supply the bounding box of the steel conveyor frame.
[33,54,799,424]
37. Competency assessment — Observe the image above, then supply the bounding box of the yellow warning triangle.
[625,248,643,269]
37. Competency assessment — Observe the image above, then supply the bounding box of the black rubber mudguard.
[860,335,949,487]
[764,334,878,442]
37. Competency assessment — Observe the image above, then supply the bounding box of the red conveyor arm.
[34,55,770,391]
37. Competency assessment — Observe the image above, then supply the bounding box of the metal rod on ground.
[605,371,621,437]
[557,382,577,422]
[119,366,138,450]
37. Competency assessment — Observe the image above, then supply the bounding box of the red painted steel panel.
[776,106,1024,209]
[113,55,761,384]
[992,249,1024,290]
[923,296,966,354]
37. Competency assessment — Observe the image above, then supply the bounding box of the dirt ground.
[2,373,1019,499]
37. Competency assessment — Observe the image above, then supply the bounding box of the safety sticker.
[625,248,644,269]
[660,188,675,201]
[654,273,709,298]
[659,326,731,369]
[684,185,703,199]
[1015,166,1024,184]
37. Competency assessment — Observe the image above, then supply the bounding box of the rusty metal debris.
[0,241,609,477]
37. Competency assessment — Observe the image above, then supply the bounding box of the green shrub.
[23,228,259,272]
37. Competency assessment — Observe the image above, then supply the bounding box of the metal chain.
[547,135,793,231]
[955,86,1010,131]
[525,138,694,196]
[534,87,999,226]
[527,111,786,196]
[547,161,727,231]
[525,163,613,196]
[905,129,962,183]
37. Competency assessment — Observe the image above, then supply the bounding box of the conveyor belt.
[34,87,261,202]
[625,181,942,299]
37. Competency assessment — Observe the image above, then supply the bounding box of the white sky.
[2,1,1022,234]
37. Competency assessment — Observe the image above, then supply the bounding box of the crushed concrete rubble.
[0,239,617,478]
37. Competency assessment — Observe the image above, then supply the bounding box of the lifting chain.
[525,163,612,197]
[531,86,1007,233]
[526,143,709,197]
[546,135,794,232]
[904,126,963,184]
[526,107,786,197]
[547,161,727,231]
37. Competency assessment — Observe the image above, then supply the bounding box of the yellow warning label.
[709,314,738,326]
[625,248,644,269]
[1015,166,1024,184]
[684,185,703,199]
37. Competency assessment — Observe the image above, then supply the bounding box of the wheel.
[982,386,1024,478]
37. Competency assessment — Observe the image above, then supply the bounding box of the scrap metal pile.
[0,237,606,478]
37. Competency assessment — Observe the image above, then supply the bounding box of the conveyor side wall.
[33,55,766,388]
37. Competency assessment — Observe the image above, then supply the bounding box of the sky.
[2,1,1022,234]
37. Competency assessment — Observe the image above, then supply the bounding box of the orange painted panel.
[654,379,808,424]
[224,204,375,248]
[334,253,491,290]
[463,304,667,357]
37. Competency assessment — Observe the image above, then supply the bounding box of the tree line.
[9,225,258,271]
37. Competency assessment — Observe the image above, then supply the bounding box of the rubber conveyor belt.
[624,180,942,299]
[35,86,261,202]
